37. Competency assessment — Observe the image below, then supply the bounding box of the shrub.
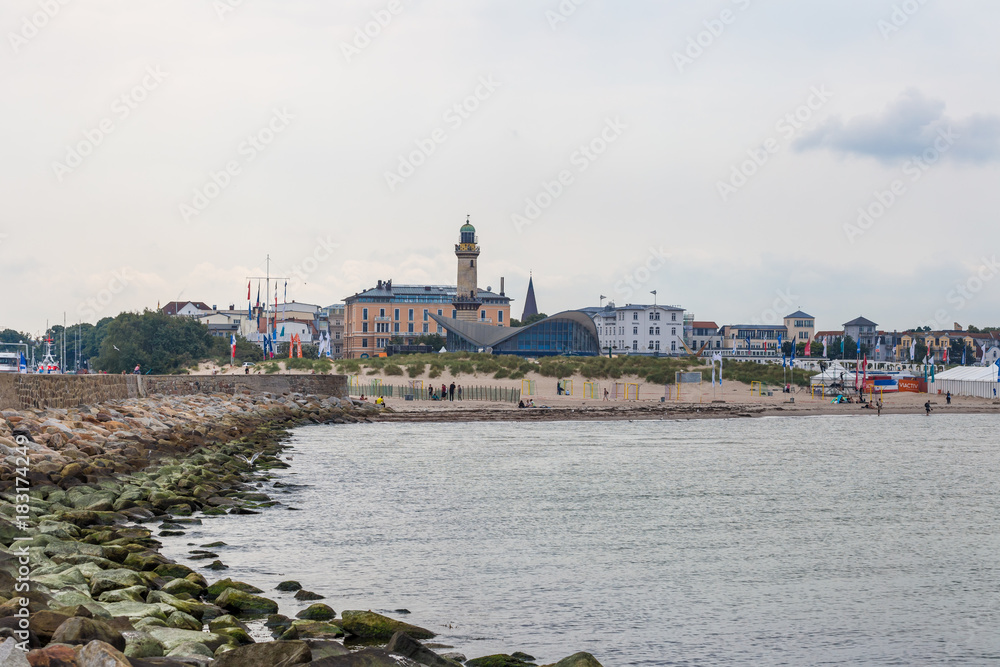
[384,364,404,376]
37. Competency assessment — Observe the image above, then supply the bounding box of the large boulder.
[466,656,535,667]
[122,630,166,659]
[145,626,229,653]
[26,610,72,644]
[146,591,205,620]
[25,643,75,667]
[50,616,126,651]
[340,610,435,640]
[98,585,149,603]
[74,639,132,666]
[212,640,311,667]
[0,637,30,667]
[386,631,462,667]
[295,603,335,621]
[541,653,604,667]
[90,568,145,596]
[309,647,418,666]
[215,587,278,615]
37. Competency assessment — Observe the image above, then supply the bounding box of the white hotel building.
[584,303,686,356]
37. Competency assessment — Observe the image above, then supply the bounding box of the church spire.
[521,274,538,321]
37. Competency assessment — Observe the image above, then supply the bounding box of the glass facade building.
[439,311,600,357]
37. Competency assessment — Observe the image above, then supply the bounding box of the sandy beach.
[195,361,1000,421]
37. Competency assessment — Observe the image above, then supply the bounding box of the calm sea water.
[159,415,1000,666]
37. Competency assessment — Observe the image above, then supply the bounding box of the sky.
[3,0,999,336]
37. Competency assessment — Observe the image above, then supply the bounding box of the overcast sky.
[3,0,999,336]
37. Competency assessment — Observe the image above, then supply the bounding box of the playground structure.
[408,380,423,391]
[521,379,536,396]
[583,381,600,399]
[612,382,640,400]
[749,381,764,396]
[558,379,574,396]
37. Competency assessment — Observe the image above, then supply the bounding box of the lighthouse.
[453,216,482,322]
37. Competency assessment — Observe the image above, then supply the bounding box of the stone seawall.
[0,373,348,410]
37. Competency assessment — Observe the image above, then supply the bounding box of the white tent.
[809,362,857,387]
[931,365,1000,399]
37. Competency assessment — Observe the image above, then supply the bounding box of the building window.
[648,341,654,350]
[671,327,676,335]
[362,323,368,333]
[671,313,676,321]
[655,341,660,351]
[423,323,428,333]
[394,323,399,333]
[361,339,368,348]
[452,310,457,318]
[655,327,660,335]
[379,308,385,317]
[633,326,638,335]
[671,341,676,351]
[649,327,654,335]
[498,311,504,323]
[408,309,414,321]
[362,308,368,320]
[438,309,443,316]
[335,332,340,339]
[633,313,638,320]
[632,340,638,350]
[423,309,429,321]
[481,311,486,320]
[394,309,400,320]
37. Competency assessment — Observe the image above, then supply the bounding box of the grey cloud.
[794,89,1000,163]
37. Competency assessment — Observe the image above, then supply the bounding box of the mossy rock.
[293,589,324,601]
[98,585,148,603]
[276,580,302,592]
[162,577,204,597]
[215,625,255,645]
[167,610,202,631]
[209,615,250,633]
[289,620,344,639]
[340,610,435,640]
[295,603,335,621]
[467,655,535,667]
[215,587,279,616]
[154,562,197,579]
[541,653,604,667]
[206,578,263,599]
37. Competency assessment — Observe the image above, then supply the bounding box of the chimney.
[500,277,505,296]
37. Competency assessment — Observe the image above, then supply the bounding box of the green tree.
[92,310,218,374]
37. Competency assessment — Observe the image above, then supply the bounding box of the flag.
[284,281,287,303]
[745,336,751,352]
[875,336,881,357]
[943,347,949,363]
[230,334,236,361]
[995,358,1000,382]
[822,337,828,358]
[280,326,285,338]
[255,285,260,307]
[962,347,967,365]
[841,337,845,355]
[804,337,811,357]
[910,340,916,360]
[247,281,251,300]
[790,341,796,363]
[19,353,26,373]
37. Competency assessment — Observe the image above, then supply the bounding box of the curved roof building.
[430,310,600,357]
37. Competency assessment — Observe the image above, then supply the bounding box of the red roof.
[691,321,718,330]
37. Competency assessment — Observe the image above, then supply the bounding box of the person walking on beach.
[946,391,951,405]
[603,388,609,401]
[924,400,931,416]
[441,384,447,399]
[457,384,462,400]
[876,398,882,416]
[449,382,456,401]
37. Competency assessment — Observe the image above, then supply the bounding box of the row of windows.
[603,326,678,336]
[618,312,679,321]
[614,340,678,351]
[361,307,504,323]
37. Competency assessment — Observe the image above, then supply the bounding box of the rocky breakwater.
[0,392,604,667]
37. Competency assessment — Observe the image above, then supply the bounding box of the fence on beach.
[347,381,521,404]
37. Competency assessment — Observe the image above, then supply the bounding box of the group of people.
[430,383,462,401]
[517,399,537,408]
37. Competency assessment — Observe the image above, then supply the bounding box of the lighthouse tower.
[453,216,482,322]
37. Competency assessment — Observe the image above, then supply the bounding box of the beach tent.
[930,365,1000,399]
[809,362,857,387]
